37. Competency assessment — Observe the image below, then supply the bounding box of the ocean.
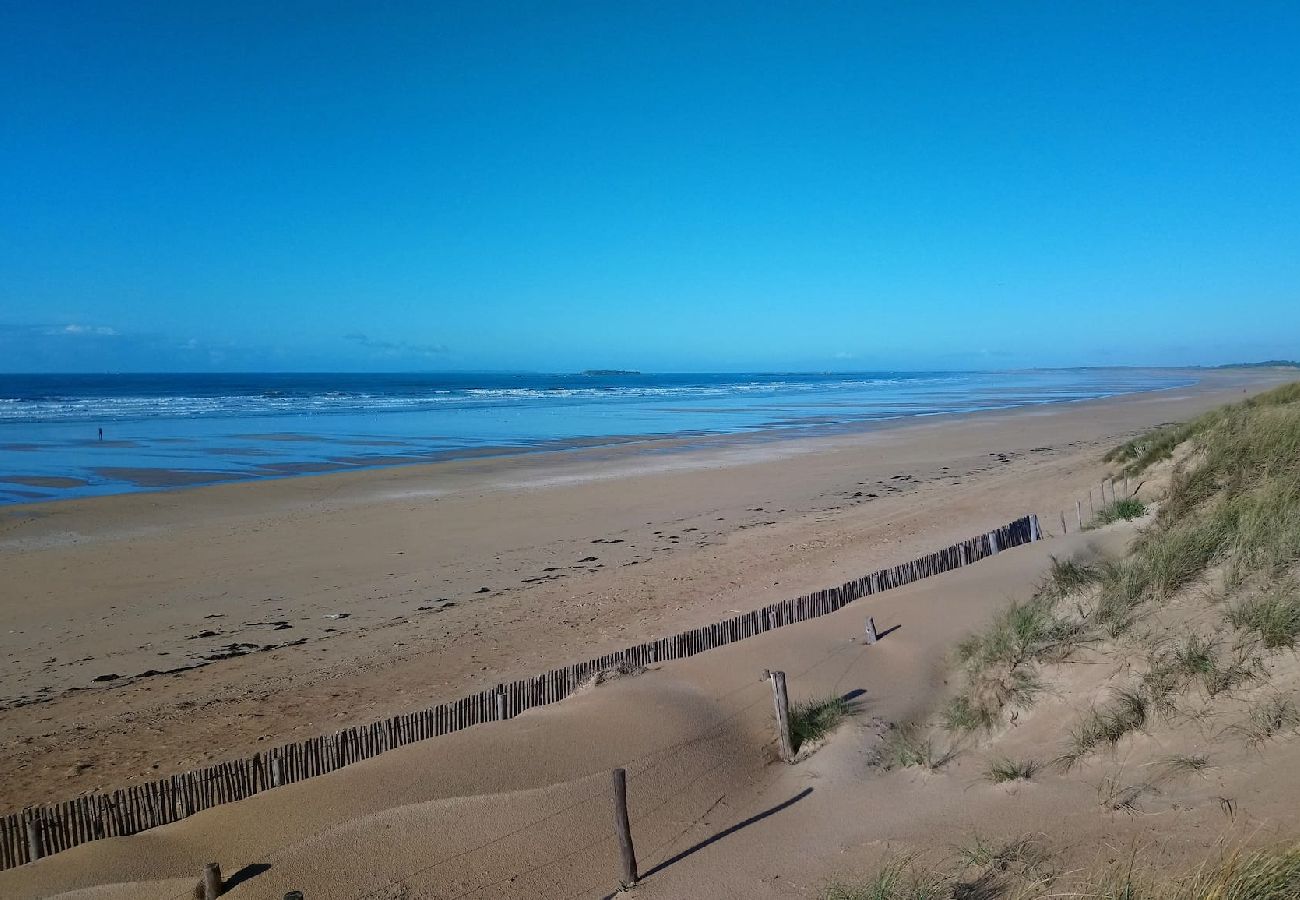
[0,369,1193,504]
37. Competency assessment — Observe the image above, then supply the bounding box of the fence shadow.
[636,787,814,884]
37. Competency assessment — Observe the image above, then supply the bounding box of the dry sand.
[6,525,1300,900]
[1,369,1296,898]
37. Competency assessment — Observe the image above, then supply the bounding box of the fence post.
[1076,499,1083,529]
[1030,514,1042,541]
[610,769,638,889]
[988,530,1000,554]
[496,689,505,721]
[1125,476,1130,498]
[865,617,878,645]
[1089,489,1095,517]
[202,862,223,899]
[25,817,42,863]
[1060,510,1068,535]
[769,671,794,763]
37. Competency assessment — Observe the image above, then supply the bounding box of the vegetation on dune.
[1103,380,1300,475]
[1086,496,1147,529]
[788,695,850,752]
[876,725,954,771]
[941,586,1086,734]
[1061,687,1149,768]
[824,841,1300,900]
[850,385,1300,897]
[1229,580,1300,649]
[985,757,1039,783]
[1236,693,1300,747]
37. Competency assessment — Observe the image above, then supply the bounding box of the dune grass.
[1236,693,1300,746]
[1157,753,1211,776]
[789,695,850,752]
[1142,635,1259,713]
[878,725,954,771]
[823,857,948,900]
[985,757,1039,783]
[1228,579,1300,649]
[1086,497,1147,529]
[826,841,1300,900]
[1044,555,1100,597]
[1099,383,1300,605]
[942,590,1085,733]
[1061,687,1148,768]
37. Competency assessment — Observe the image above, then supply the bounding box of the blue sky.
[2,2,1298,373]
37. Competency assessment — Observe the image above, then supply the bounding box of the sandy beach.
[0,369,1281,811]
[3,369,1299,898]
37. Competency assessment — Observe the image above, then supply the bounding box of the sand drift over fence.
[0,514,1042,870]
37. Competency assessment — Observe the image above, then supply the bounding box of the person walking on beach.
[97,427,103,441]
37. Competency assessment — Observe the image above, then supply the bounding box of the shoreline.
[0,367,1291,811]
[0,367,1219,529]
[0,367,1199,505]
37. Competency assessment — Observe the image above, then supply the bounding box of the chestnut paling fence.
[0,513,1042,870]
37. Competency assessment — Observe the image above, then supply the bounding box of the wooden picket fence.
[0,513,1041,869]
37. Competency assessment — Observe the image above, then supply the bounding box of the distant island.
[579,369,641,376]
[1215,360,1300,369]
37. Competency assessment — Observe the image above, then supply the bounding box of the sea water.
[0,370,1193,503]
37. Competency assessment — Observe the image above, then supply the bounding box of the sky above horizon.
[2,2,1298,373]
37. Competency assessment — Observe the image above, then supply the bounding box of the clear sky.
[2,2,1298,373]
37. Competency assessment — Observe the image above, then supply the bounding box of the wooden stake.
[865,617,878,644]
[1060,510,1068,535]
[769,670,794,763]
[988,530,1000,554]
[25,818,42,863]
[1076,499,1083,529]
[610,769,638,889]
[201,862,222,899]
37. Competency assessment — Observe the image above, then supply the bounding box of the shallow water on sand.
[0,369,1192,503]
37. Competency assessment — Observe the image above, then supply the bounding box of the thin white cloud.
[46,323,120,337]
[344,332,448,357]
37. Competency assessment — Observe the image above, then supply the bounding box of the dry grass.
[1235,693,1300,747]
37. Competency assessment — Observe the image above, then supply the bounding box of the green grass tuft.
[1044,555,1099,596]
[822,858,948,900]
[788,695,850,752]
[878,725,954,771]
[941,695,996,732]
[1062,687,1148,767]
[1228,580,1300,649]
[1086,497,1148,529]
[985,757,1039,783]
